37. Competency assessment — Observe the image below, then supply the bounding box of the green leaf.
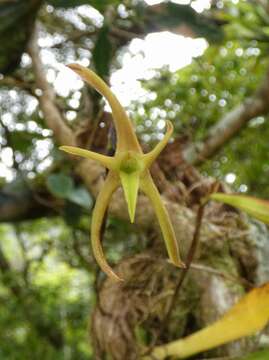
[48,0,120,12]
[0,0,42,74]
[153,3,223,43]
[48,0,92,8]
[10,131,42,153]
[46,173,74,198]
[47,174,92,209]
[238,349,269,360]
[67,187,92,210]
[63,201,83,226]
[92,25,112,78]
[210,193,269,225]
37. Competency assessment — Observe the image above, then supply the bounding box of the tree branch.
[183,68,269,165]
[0,75,36,97]
[0,187,55,222]
[27,25,76,147]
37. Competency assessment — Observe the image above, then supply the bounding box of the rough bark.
[92,200,265,359]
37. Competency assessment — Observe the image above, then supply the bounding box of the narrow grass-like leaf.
[238,349,269,360]
[210,193,269,225]
[145,283,269,359]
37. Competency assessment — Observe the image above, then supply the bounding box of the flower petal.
[143,121,173,167]
[60,145,116,169]
[120,171,140,223]
[66,64,141,153]
[91,171,122,281]
[140,172,184,267]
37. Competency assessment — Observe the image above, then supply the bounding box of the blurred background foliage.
[134,0,269,197]
[0,0,269,359]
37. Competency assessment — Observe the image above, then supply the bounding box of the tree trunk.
[90,163,269,359]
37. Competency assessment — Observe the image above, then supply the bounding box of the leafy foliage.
[48,0,121,12]
[47,173,92,209]
[239,349,269,360]
[92,25,112,78]
[133,2,269,197]
[47,173,74,198]
[0,0,42,74]
[155,2,224,43]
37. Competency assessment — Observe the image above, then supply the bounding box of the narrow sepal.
[59,145,116,170]
[66,64,141,152]
[91,171,123,281]
[120,171,139,223]
[143,121,173,167]
[140,172,184,267]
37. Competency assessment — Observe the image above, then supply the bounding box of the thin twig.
[144,202,206,356]
[160,203,205,331]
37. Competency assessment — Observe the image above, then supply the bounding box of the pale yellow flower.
[60,64,184,281]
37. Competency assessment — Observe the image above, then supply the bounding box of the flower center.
[119,152,143,174]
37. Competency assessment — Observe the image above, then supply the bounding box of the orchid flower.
[60,64,184,281]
